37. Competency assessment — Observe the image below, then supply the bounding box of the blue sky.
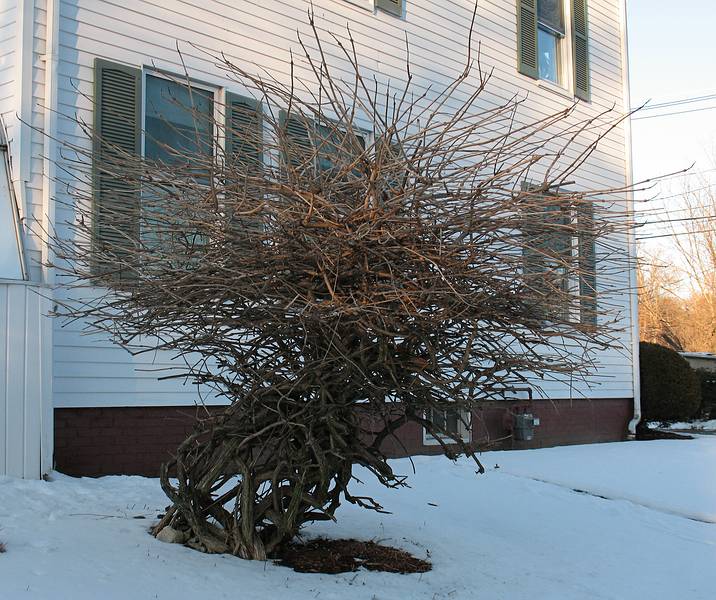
[628,0,716,207]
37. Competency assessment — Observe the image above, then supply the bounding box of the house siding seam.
[50,0,635,411]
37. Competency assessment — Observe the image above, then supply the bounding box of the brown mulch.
[274,538,432,574]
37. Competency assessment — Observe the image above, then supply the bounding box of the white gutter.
[619,0,641,437]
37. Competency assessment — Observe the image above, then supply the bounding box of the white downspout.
[619,0,641,438]
[40,0,59,475]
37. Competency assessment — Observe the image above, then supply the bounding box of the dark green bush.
[639,342,701,424]
[695,368,716,419]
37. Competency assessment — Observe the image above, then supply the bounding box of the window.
[144,75,214,170]
[423,408,471,445]
[316,122,366,178]
[281,111,366,181]
[141,74,216,251]
[517,0,590,100]
[536,0,564,84]
[92,58,262,278]
[521,186,597,325]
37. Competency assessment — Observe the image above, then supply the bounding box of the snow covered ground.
[664,419,716,432]
[2,438,715,600]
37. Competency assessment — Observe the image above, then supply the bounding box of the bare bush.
[49,13,633,559]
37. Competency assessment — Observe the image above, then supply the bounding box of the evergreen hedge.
[639,342,701,424]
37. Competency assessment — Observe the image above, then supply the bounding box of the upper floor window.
[517,0,591,101]
[537,0,565,84]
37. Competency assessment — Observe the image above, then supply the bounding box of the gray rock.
[156,526,188,544]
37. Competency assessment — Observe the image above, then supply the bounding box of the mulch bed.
[274,538,432,574]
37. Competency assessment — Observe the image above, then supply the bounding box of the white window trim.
[422,409,472,446]
[343,0,374,11]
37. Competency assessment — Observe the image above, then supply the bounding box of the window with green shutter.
[522,196,572,320]
[516,0,590,100]
[93,60,266,275]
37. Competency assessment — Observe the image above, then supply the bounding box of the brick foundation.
[54,398,633,477]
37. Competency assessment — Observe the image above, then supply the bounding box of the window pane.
[316,123,365,175]
[145,75,213,165]
[538,28,560,84]
[143,76,213,251]
[538,0,564,34]
[445,410,459,435]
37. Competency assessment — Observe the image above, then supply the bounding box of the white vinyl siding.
[0,283,53,477]
[0,2,17,140]
[45,0,632,407]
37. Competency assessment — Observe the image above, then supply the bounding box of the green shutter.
[572,0,590,101]
[225,92,262,173]
[578,201,597,326]
[376,0,403,17]
[517,0,539,79]
[280,109,313,175]
[92,58,141,279]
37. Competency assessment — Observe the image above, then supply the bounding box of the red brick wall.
[54,406,220,477]
[54,398,633,477]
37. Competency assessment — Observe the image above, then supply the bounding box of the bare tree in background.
[48,14,634,559]
[637,250,686,350]
[639,176,716,353]
[669,182,716,351]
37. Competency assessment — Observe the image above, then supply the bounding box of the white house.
[0,0,640,478]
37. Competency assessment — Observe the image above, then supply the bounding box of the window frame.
[140,68,221,166]
[280,109,371,178]
[422,407,472,446]
[139,70,222,251]
[536,0,574,92]
[521,182,596,325]
[314,119,369,178]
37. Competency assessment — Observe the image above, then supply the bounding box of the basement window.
[423,408,471,445]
